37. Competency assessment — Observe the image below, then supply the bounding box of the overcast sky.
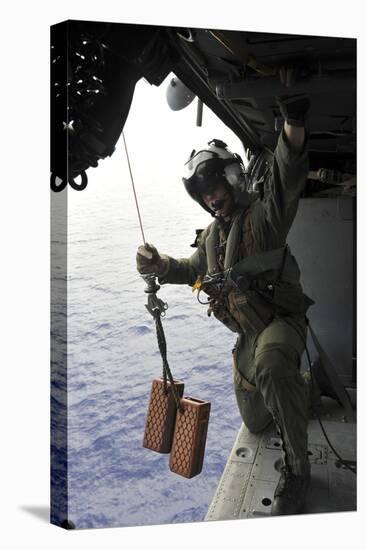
[68,73,249,249]
[86,75,244,204]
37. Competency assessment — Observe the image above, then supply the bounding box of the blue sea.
[51,78,245,529]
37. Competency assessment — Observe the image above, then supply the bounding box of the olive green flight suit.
[159,129,310,475]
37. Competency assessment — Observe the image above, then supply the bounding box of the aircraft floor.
[205,396,356,520]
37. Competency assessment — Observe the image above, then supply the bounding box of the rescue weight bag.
[169,396,211,478]
[143,378,185,453]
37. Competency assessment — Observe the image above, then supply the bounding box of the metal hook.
[141,274,169,317]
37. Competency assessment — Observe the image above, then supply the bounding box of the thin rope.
[122,131,146,244]
[122,131,181,411]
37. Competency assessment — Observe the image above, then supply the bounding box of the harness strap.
[224,209,245,269]
[206,220,220,274]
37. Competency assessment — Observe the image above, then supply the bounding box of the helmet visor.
[184,149,217,174]
[185,150,228,190]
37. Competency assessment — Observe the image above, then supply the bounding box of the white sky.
[76,73,250,247]
[87,72,246,199]
[123,73,247,167]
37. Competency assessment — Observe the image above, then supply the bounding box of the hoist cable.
[123,131,182,411]
[122,131,146,245]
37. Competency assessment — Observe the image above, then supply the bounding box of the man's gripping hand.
[136,243,169,277]
[276,94,310,128]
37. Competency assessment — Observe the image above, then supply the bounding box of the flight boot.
[271,465,310,516]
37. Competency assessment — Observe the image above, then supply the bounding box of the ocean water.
[51,78,246,529]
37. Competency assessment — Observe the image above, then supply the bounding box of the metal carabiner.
[141,273,168,318]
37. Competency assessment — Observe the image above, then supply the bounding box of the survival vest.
[202,206,314,334]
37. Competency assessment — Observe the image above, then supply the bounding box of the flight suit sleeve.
[158,226,210,287]
[261,128,309,241]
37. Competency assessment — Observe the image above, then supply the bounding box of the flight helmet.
[182,139,249,214]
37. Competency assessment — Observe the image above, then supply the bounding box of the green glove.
[276,94,310,127]
[136,243,169,277]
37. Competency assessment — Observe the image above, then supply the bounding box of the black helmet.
[182,139,248,214]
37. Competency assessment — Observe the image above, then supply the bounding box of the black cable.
[197,289,210,305]
[304,344,356,475]
[270,314,357,475]
[197,262,356,474]
[196,268,231,306]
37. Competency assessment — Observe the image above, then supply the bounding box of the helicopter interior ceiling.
[51,22,356,190]
[167,28,356,175]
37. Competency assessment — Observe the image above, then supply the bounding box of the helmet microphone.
[211,199,226,211]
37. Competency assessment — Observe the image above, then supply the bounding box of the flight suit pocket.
[228,288,275,335]
[209,299,242,333]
